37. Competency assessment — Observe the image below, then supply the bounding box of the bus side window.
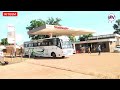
[49,42,51,46]
[31,43,33,47]
[49,39,53,46]
[46,41,49,46]
[40,42,42,46]
[27,44,29,47]
[44,42,47,46]
[25,44,27,47]
[24,44,26,47]
[36,42,38,46]
[38,42,41,46]
[43,40,48,46]
[29,44,31,47]
[29,44,30,47]
[33,43,36,47]
[57,38,62,49]
[52,38,57,46]
[41,42,45,46]
[45,42,47,46]
[35,43,38,47]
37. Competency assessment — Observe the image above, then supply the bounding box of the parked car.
[114,46,120,53]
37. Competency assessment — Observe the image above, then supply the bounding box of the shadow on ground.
[29,56,69,60]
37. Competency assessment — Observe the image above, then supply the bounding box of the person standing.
[97,45,101,55]
[0,49,8,65]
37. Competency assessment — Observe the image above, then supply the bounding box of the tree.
[69,36,76,42]
[46,17,61,25]
[46,17,62,37]
[26,17,62,40]
[113,19,120,35]
[1,38,9,45]
[78,34,93,41]
[26,19,46,40]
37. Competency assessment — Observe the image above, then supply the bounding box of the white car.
[114,46,120,53]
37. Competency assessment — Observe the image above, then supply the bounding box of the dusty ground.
[0,53,120,79]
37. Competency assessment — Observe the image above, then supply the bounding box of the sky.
[0,11,120,45]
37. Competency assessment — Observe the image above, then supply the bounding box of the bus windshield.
[61,40,73,49]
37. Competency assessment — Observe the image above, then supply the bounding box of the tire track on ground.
[25,61,98,78]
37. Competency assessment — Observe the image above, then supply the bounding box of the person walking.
[88,47,91,54]
[97,45,101,55]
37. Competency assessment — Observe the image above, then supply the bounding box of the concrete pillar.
[49,33,53,38]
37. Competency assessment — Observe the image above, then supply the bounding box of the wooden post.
[21,47,23,61]
[29,49,31,60]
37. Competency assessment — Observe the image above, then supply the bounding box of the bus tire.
[31,54,35,58]
[62,56,65,58]
[24,53,28,57]
[24,54,28,57]
[4,61,9,64]
[51,52,56,58]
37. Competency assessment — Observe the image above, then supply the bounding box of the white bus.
[23,36,74,58]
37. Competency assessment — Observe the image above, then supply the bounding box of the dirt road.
[0,53,120,79]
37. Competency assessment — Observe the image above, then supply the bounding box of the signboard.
[3,12,18,16]
[46,25,69,30]
[54,26,69,30]
[7,25,15,44]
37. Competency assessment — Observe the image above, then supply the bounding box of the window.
[41,41,44,46]
[24,44,26,47]
[38,42,41,46]
[29,43,31,47]
[27,44,29,47]
[56,38,62,48]
[101,43,106,48]
[53,38,57,45]
[29,44,31,47]
[33,43,38,47]
[44,41,49,46]
[44,39,54,46]
[31,43,33,47]
[29,43,33,47]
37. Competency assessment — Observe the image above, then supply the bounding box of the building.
[74,34,120,53]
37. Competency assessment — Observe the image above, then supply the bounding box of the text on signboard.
[54,26,69,29]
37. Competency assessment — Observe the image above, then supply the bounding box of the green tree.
[78,34,93,41]
[1,38,9,45]
[113,19,120,34]
[69,36,76,42]
[26,19,46,40]
[26,17,62,40]
[46,17,61,25]
[46,17,62,37]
